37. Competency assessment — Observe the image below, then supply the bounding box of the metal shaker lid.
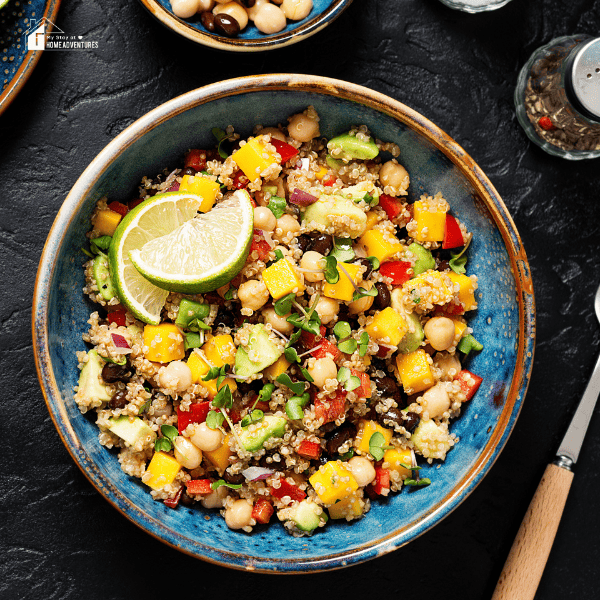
[566,38,600,120]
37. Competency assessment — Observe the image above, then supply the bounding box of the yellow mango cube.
[232,136,277,181]
[449,316,468,341]
[179,174,220,213]
[203,434,231,473]
[402,271,453,308]
[413,200,446,242]
[203,334,236,366]
[265,355,291,380]
[328,492,365,520]
[94,209,122,236]
[383,448,412,478]
[323,262,362,302]
[309,461,358,505]
[359,229,404,263]
[143,323,185,363]
[187,351,237,398]
[145,451,181,490]
[314,165,328,180]
[396,349,434,394]
[262,258,305,300]
[447,272,477,311]
[365,307,407,347]
[364,210,381,231]
[356,419,393,454]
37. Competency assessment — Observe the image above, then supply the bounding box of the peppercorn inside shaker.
[515,34,600,160]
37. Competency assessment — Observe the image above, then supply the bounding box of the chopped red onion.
[166,182,180,192]
[111,333,130,349]
[242,467,274,481]
[290,188,318,207]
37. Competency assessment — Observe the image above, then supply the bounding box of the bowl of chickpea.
[137,0,352,51]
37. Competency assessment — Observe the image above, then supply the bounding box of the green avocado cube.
[78,349,112,404]
[234,324,282,377]
[239,415,287,452]
[327,133,379,162]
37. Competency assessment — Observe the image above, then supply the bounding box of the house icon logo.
[26,18,64,51]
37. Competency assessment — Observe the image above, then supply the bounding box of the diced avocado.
[234,324,283,377]
[289,499,328,532]
[175,298,210,330]
[239,415,287,452]
[408,243,435,275]
[326,154,344,171]
[262,185,278,195]
[92,254,115,301]
[327,133,379,162]
[108,415,156,447]
[397,312,424,354]
[78,349,112,404]
[338,182,380,206]
[303,196,367,238]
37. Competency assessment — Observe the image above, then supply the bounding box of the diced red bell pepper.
[311,339,342,362]
[250,231,272,262]
[378,194,406,221]
[314,389,347,424]
[296,440,322,460]
[176,401,211,434]
[379,261,413,286]
[300,325,327,348]
[186,479,213,495]
[322,174,336,187]
[107,201,128,217]
[443,214,465,250]
[270,138,299,164]
[164,487,182,509]
[129,198,144,210]
[184,149,209,172]
[228,408,243,424]
[538,116,556,131]
[373,467,390,495]
[107,308,127,327]
[454,370,483,401]
[251,498,274,524]
[350,370,371,398]
[270,479,306,502]
[232,170,250,189]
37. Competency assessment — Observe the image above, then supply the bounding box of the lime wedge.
[129,189,254,294]
[108,192,202,324]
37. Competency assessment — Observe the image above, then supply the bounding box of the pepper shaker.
[515,35,600,160]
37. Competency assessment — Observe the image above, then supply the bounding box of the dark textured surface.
[2,0,600,598]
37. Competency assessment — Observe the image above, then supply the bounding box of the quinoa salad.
[74,107,484,536]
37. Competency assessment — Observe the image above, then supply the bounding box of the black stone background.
[2,0,600,598]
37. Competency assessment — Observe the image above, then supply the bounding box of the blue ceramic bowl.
[33,74,535,572]
[138,0,351,51]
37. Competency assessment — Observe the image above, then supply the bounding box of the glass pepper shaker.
[514,34,600,160]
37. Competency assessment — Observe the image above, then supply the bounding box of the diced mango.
[395,349,434,394]
[328,492,365,520]
[359,229,404,263]
[356,419,393,454]
[413,200,446,242]
[145,451,181,490]
[447,272,477,311]
[448,316,468,341]
[203,334,236,366]
[364,210,380,231]
[365,307,407,347]
[179,174,220,213]
[94,209,122,236]
[323,262,362,302]
[232,136,277,182]
[203,434,231,473]
[143,323,185,363]
[187,351,237,398]
[309,461,358,505]
[383,448,412,478]
[265,355,291,380]
[262,258,305,300]
[402,271,453,307]
[314,165,328,180]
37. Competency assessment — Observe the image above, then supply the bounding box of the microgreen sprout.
[323,256,339,284]
[449,233,472,274]
[368,431,393,461]
[274,248,285,261]
[212,127,234,159]
[206,410,225,430]
[352,286,378,303]
[366,256,380,271]
[212,479,242,490]
[285,392,310,420]
[337,367,361,392]
[184,331,204,351]
[274,293,295,316]
[224,288,235,301]
[284,346,300,363]
[330,237,355,263]
[276,373,306,396]
[137,400,151,416]
[154,424,178,452]
[240,409,264,428]
[358,331,370,357]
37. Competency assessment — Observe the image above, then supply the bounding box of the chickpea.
[190,421,224,451]
[200,485,228,508]
[225,499,254,530]
[308,357,338,389]
[238,279,270,311]
[254,206,277,231]
[348,456,376,487]
[261,127,287,142]
[424,316,456,351]
[158,360,193,393]
[173,436,203,470]
[421,383,451,419]
[254,3,286,33]
[197,0,215,10]
[348,280,374,315]
[247,0,268,20]
[263,307,294,335]
[390,287,403,313]
[281,0,312,20]
[171,0,199,17]
[287,112,320,143]
[213,1,249,29]
[273,214,301,241]
[315,296,339,325]
[300,250,324,282]
[434,352,462,381]
[379,160,409,190]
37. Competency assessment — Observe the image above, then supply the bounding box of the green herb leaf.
[330,238,355,263]
[369,431,387,461]
[274,248,285,261]
[302,317,322,336]
[212,479,242,490]
[338,339,358,355]
[274,293,295,316]
[184,331,203,351]
[276,373,305,396]
[206,410,225,430]
[287,328,303,347]
[161,424,178,441]
[285,392,310,420]
[337,366,351,383]
[224,288,235,301]
[352,286,378,302]
[267,195,287,219]
[81,247,94,258]
[154,437,172,452]
[90,235,112,254]
[323,256,339,284]
[299,366,314,382]
[399,463,422,471]
[366,256,380,271]
[102,354,127,366]
[284,346,300,363]
[212,384,233,409]
[202,366,221,381]
[344,375,361,392]
[457,334,483,356]
[449,234,471,274]
[358,331,370,357]
[240,409,264,428]
[212,127,232,160]
[143,382,153,394]
[187,317,211,332]
[138,400,150,416]
[339,449,354,461]
[257,383,275,404]
[404,478,431,487]
[333,321,352,340]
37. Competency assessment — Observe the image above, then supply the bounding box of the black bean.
[402,411,420,433]
[259,452,284,470]
[214,13,240,37]
[216,306,236,329]
[297,234,312,254]
[354,258,373,279]
[102,361,132,383]
[308,233,333,255]
[373,375,399,397]
[180,491,195,506]
[378,407,418,432]
[370,357,389,374]
[373,282,391,310]
[182,166,196,176]
[239,0,255,6]
[200,11,216,32]
[325,422,357,456]
[436,260,450,272]
[108,389,128,410]
[223,469,245,485]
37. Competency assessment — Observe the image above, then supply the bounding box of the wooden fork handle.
[491,463,574,600]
